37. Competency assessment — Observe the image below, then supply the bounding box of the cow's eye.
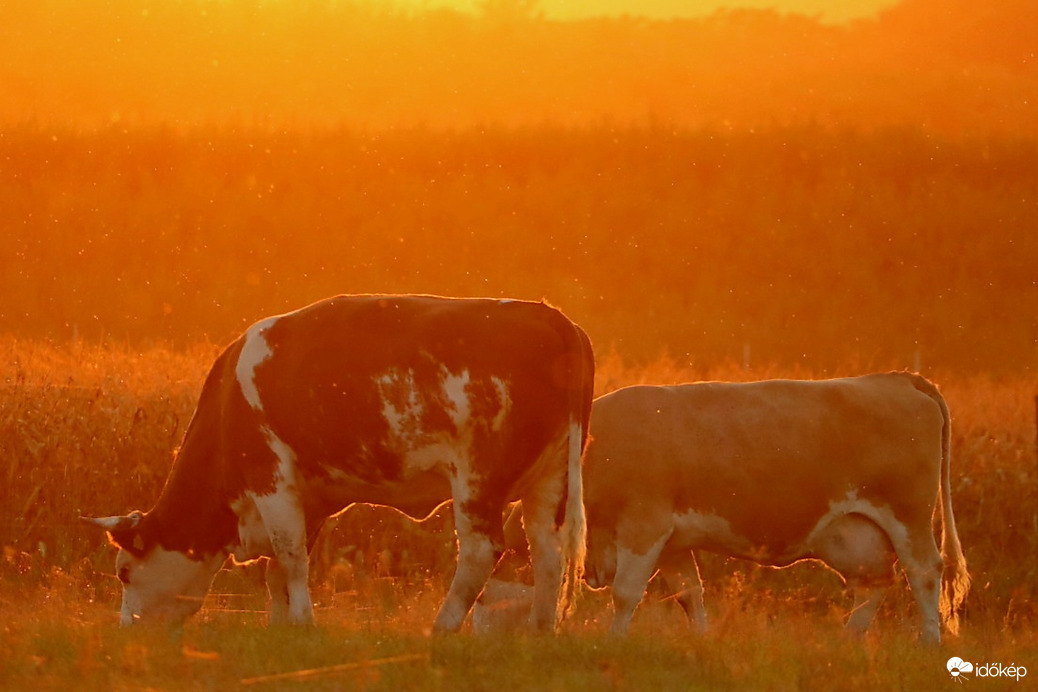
[118,566,130,585]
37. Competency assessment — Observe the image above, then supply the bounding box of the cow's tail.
[559,318,593,621]
[908,373,971,635]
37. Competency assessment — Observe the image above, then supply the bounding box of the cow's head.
[583,524,617,590]
[81,511,225,626]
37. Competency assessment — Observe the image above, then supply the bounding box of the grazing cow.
[582,373,969,643]
[83,294,593,633]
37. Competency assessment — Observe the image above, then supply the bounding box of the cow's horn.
[80,512,143,531]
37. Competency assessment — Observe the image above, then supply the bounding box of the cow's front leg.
[265,557,291,624]
[658,550,707,633]
[252,493,315,626]
[433,500,502,633]
[611,528,671,635]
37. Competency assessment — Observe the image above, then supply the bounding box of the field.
[3,1,1037,372]
[3,125,1037,373]
[2,342,1036,689]
[3,0,1038,688]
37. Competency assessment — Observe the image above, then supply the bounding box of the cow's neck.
[147,415,238,559]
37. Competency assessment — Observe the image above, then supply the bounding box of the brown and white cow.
[83,294,593,633]
[583,372,969,643]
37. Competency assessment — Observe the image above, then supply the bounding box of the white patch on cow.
[117,546,223,625]
[450,451,478,507]
[584,526,616,590]
[376,369,423,440]
[235,316,279,413]
[374,366,488,477]
[442,368,471,427]
[252,425,306,554]
[804,491,908,553]
[411,442,472,476]
[230,494,271,563]
[260,424,297,482]
[434,470,497,632]
[490,376,511,431]
[224,427,304,566]
[250,424,305,559]
[610,531,673,633]
[248,425,314,625]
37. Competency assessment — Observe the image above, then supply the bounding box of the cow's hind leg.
[851,513,942,643]
[896,526,943,644]
[521,472,567,632]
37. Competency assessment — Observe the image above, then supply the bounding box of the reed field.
[3,0,1038,688]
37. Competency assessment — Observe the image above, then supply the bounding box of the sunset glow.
[394,0,898,22]
[2,1,1037,686]
[2,0,1034,131]
[1,0,1036,365]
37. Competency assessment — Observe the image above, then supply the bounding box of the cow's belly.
[669,494,893,568]
[668,513,815,566]
[308,467,454,522]
[670,509,760,558]
[668,509,809,564]
[233,468,454,564]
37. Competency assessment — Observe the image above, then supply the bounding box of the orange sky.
[395,0,898,22]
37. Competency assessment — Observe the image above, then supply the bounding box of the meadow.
[1,340,1036,689]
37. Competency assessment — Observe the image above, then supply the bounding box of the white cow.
[84,294,593,633]
[583,373,969,643]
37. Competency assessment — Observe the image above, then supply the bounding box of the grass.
[2,570,1034,690]
[1,340,1036,689]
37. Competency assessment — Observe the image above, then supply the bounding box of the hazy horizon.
[394,0,898,22]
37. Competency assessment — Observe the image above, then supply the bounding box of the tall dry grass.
[2,343,1036,689]
[2,338,1035,641]
[0,338,217,569]
[2,125,1036,372]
